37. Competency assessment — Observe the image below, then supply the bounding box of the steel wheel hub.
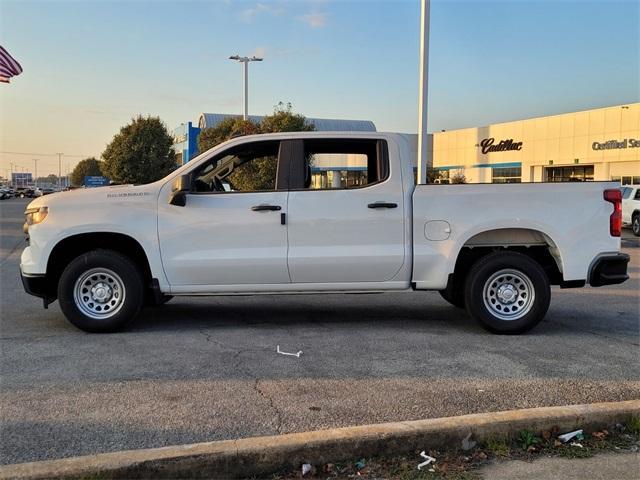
[483,268,535,321]
[73,268,126,320]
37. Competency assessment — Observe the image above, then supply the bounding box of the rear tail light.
[604,189,622,237]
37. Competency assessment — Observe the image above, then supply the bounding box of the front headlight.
[24,206,48,233]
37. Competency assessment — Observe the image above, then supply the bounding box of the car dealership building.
[431,103,640,185]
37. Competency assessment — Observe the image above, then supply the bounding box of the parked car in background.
[41,188,56,196]
[0,188,11,200]
[621,185,640,236]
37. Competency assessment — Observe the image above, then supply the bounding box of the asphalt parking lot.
[0,197,638,465]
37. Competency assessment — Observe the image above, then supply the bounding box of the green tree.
[259,102,315,133]
[196,104,315,191]
[450,169,467,184]
[70,157,104,186]
[36,174,59,185]
[197,117,260,154]
[102,115,175,184]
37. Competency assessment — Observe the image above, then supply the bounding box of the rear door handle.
[251,204,282,211]
[368,202,398,209]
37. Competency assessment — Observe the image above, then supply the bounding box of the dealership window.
[303,139,387,190]
[492,167,522,183]
[616,175,640,185]
[546,165,594,182]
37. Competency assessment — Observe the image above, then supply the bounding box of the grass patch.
[483,436,510,457]
[627,415,640,436]
[517,429,541,451]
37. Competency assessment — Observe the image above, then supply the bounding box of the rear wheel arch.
[445,228,564,301]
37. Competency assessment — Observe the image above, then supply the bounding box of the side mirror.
[168,174,190,207]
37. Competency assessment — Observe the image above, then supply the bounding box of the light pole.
[33,159,38,188]
[56,152,63,190]
[417,0,431,185]
[228,55,263,120]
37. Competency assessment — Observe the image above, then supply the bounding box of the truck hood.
[25,183,161,211]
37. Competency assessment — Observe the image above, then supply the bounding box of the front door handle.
[368,202,398,209]
[251,204,282,211]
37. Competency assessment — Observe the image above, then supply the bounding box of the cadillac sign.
[480,138,523,154]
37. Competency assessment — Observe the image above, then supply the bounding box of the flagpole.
[417,0,431,185]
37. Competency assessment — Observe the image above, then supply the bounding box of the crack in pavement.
[253,378,283,435]
[196,327,285,435]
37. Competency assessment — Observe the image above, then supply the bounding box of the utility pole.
[9,163,13,187]
[228,55,263,120]
[33,159,38,188]
[56,153,63,190]
[417,0,431,185]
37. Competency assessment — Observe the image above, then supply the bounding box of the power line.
[0,150,96,158]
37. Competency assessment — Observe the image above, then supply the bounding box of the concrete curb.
[1,400,639,479]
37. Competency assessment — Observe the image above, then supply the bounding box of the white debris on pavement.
[302,463,312,476]
[462,432,477,451]
[558,429,583,443]
[277,345,303,357]
[417,451,436,470]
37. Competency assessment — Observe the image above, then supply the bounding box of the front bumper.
[20,269,55,308]
[20,271,47,298]
[589,253,630,287]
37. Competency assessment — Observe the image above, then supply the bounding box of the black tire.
[439,287,465,309]
[464,251,550,334]
[632,214,640,237]
[58,249,144,333]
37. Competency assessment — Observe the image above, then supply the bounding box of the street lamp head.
[250,56,263,62]
[229,55,241,60]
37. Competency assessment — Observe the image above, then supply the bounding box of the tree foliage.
[195,104,315,191]
[450,169,467,184]
[102,115,175,184]
[260,102,315,134]
[197,117,261,154]
[197,102,315,153]
[70,157,103,186]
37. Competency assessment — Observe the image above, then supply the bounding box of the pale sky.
[1,0,638,176]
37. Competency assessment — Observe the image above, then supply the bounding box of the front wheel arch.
[46,232,154,303]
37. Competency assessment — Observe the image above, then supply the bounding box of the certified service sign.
[592,138,640,150]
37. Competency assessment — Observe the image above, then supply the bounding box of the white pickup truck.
[20,132,629,334]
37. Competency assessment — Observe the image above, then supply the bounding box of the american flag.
[0,46,23,84]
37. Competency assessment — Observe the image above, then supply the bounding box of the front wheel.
[464,252,550,334]
[58,249,144,332]
[632,214,640,237]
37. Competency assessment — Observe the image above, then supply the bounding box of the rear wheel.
[632,214,640,237]
[464,251,550,334]
[58,249,144,333]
